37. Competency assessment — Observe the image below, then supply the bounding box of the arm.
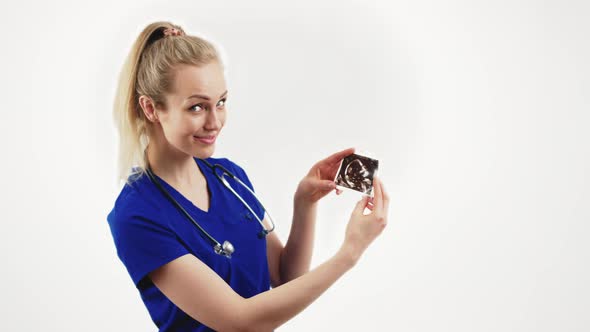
[280,198,317,282]
[256,148,354,287]
[149,246,356,332]
[264,199,319,288]
[150,176,389,332]
[273,147,356,284]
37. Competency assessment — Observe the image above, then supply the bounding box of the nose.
[204,107,222,131]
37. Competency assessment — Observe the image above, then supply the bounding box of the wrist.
[293,194,317,209]
[336,244,361,269]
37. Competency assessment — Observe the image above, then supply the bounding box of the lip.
[194,135,216,144]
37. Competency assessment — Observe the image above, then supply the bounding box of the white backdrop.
[1,0,589,331]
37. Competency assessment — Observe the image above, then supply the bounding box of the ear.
[138,95,160,123]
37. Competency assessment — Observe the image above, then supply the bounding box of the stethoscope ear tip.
[257,230,268,239]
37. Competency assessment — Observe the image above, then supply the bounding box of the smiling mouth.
[194,135,216,144]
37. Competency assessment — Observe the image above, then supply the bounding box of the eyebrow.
[186,90,228,101]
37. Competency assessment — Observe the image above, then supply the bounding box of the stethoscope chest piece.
[214,241,235,258]
[145,158,275,259]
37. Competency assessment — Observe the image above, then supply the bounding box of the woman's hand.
[339,175,390,265]
[294,147,355,205]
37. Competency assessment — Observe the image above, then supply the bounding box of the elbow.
[229,300,275,332]
[229,324,273,332]
[203,298,274,332]
[218,320,264,332]
[229,321,273,332]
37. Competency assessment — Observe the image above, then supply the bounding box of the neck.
[145,139,204,188]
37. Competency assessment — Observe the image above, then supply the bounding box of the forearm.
[280,198,317,282]
[241,248,356,331]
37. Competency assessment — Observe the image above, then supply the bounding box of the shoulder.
[107,172,168,235]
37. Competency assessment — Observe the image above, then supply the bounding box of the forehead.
[170,62,226,99]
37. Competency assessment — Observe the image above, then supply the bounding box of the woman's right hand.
[340,176,390,265]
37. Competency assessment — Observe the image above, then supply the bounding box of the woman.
[107,21,390,331]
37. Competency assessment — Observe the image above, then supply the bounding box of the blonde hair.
[112,21,221,186]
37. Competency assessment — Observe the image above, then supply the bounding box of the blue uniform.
[107,157,271,331]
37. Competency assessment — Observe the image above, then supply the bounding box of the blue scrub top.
[107,157,271,331]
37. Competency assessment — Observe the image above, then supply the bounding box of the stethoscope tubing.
[145,166,223,250]
[199,158,276,236]
[144,159,276,258]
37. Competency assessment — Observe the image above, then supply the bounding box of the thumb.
[314,179,336,190]
[353,196,369,215]
[323,180,336,190]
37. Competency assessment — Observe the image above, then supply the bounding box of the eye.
[217,98,227,108]
[189,104,204,112]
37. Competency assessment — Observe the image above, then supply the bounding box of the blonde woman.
[107,21,390,332]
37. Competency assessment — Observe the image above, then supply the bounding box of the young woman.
[107,21,390,332]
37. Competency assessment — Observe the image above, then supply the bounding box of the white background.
[1,0,589,331]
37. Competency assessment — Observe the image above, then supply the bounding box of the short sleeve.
[107,203,190,289]
[224,159,266,222]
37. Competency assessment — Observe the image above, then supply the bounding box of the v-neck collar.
[151,157,216,215]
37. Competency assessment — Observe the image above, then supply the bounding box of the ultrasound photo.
[334,153,379,197]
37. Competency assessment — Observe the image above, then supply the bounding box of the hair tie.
[163,27,184,37]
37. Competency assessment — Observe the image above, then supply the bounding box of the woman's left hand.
[294,147,355,205]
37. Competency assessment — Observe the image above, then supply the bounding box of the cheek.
[161,114,193,137]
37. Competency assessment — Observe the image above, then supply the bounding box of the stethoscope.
[145,159,276,258]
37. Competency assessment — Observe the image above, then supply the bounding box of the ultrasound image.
[334,153,379,196]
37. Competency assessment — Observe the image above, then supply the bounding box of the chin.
[193,148,215,160]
